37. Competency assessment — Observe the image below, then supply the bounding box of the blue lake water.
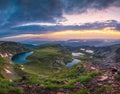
[12,51,80,66]
[66,59,81,67]
[12,51,33,64]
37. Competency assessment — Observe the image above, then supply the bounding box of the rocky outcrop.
[0,41,30,79]
[0,41,30,58]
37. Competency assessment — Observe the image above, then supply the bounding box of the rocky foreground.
[86,62,120,94]
[9,61,120,94]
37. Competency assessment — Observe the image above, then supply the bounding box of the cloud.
[0,0,64,27]
[0,0,120,26]
[8,0,63,24]
[1,29,120,42]
[0,0,18,26]
[0,0,120,40]
[11,20,120,31]
[0,20,119,38]
[62,0,120,14]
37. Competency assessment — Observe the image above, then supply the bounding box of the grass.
[0,60,100,94]
[22,47,72,76]
[0,56,6,70]
[8,87,24,94]
[70,89,88,94]
[28,48,72,65]
[53,62,85,79]
[115,75,120,81]
[89,70,100,77]
[77,75,92,84]
[103,85,112,89]
[0,89,8,94]
[0,79,24,94]
[23,62,100,89]
[77,71,100,84]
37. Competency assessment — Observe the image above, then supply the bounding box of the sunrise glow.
[2,29,120,41]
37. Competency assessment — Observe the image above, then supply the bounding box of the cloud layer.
[0,20,119,37]
[0,0,120,40]
[0,0,120,25]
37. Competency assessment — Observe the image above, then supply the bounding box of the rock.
[98,75,108,81]
[20,75,29,82]
[57,88,65,94]
[77,66,81,71]
[74,82,84,89]
[56,80,63,84]
[108,80,113,84]
[91,66,96,70]
[4,69,12,74]
[111,68,118,74]
[97,83,103,86]
[57,91,65,94]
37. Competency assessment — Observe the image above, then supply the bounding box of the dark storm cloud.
[0,0,63,26]
[0,0,18,26]
[9,0,63,24]
[62,0,120,14]
[0,0,120,38]
[0,0,120,26]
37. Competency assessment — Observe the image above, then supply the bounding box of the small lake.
[12,51,81,66]
[66,59,81,67]
[12,51,33,64]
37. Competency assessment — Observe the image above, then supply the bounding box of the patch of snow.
[21,65,24,67]
[72,52,84,56]
[4,53,8,57]
[86,50,94,54]
[0,53,9,58]
[9,54,12,56]
[0,54,4,58]
[21,67,24,70]
[9,79,13,82]
[4,69,12,74]
[80,48,85,51]
[20,65,24,70]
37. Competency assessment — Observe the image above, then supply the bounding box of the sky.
[0,0,120,42]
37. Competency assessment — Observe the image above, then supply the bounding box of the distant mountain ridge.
[20,39,120,47]
[56,39,120,47]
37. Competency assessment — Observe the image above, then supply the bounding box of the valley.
[0,41,120,94]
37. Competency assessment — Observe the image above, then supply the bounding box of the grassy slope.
[19,62,100,93]
[0,62,100,94]
[0,56,6,79]
[22,45,72,75]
